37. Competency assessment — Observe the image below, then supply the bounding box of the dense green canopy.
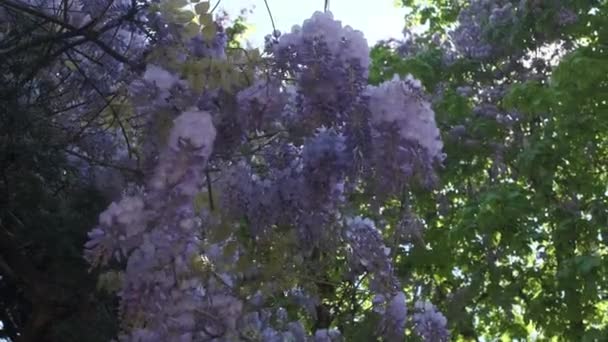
[367,0,608,340]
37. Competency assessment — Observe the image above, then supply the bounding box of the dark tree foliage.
[0,1,148,340]
[0,36,118,342]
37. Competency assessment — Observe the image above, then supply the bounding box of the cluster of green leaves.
[368,0,608,340]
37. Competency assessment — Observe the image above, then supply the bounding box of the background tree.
[369,0,608,340]
[0,0,170,340]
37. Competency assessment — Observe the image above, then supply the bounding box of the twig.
[0,0,140,69]
[210,0,221,13]
[206,169,215,211]
[63,148,143,177]
[63,49,136,161]
[263,0,277,34]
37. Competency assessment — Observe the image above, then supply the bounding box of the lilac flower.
[557,8,578,26]
[413,301,450,342]
[344,217,397,293]
[366,75,444,161]
[384,292,408,341]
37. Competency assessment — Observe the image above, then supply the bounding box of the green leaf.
[164,0,189,10]
[195,1,210,15]
[202,23,217,42]
[193,191,206,213]
[64,60,77,71]
[209,221,233,242]
[96,271,123,293]
[173,10,195,24]
[199,13,214,26]
[341,312,381,342]
[577,255,601,274]
[223,240,238,258]
[183,21,200,39]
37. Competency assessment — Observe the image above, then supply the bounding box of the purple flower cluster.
[450,0,579,60]
[450,0,499,60]
[84,10,447,341]
[85,110,221,341]
[266,11,369,132]
[412,301,450,342]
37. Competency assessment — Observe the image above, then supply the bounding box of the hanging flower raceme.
[86,110,221,341]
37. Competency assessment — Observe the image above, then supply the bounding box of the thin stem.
[206,170,215,211]
[210,0,221,13]
[263,0,277,34]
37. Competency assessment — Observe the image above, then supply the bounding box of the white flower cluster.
[99,196,144,226]
[168,110,216,157]
[366,74,444,161]
[143,64,181,100]
[150,110,215,193]
[85,195,147,265]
